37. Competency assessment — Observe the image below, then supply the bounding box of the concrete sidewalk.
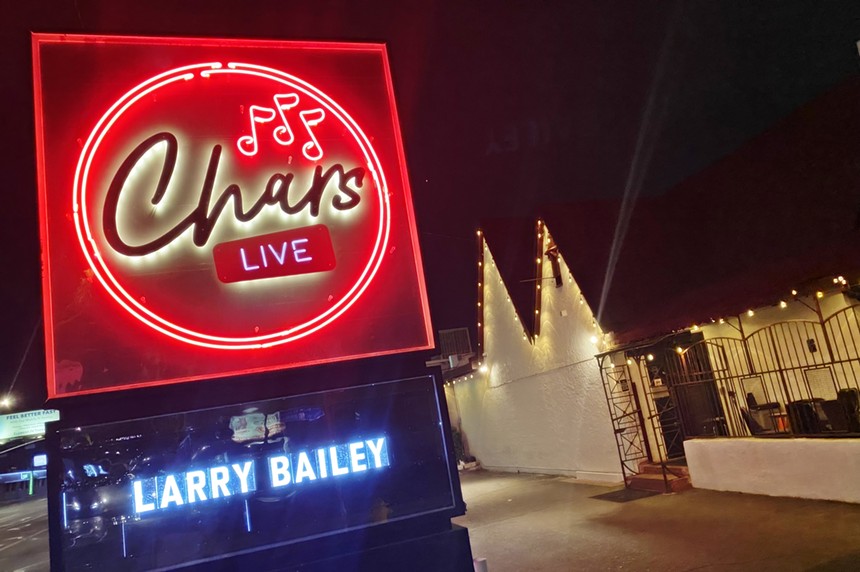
[454,471,860,572]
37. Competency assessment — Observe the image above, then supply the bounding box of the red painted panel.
[32,35,433,397]
[213,225,336,284]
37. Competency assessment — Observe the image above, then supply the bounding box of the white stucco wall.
[448,230,622,483]
[685,438,860,503]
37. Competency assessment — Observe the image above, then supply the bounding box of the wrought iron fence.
[659,305,860,442]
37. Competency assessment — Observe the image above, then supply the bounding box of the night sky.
[2,1,860,410]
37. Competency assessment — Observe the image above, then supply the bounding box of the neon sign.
[33,35,433,396]
[131,437,390,515]
[75,62,385,349]
[133,460,257,514]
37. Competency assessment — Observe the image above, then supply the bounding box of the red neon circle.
[73,62,391,350]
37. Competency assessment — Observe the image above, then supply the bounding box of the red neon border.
[33,34,434,398]
[73,62,390,349]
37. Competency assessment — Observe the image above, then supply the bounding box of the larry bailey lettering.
[131,436,390,514]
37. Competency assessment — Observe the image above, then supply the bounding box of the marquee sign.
[33,35,432,397]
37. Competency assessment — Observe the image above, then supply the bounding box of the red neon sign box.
[32,35,432,398]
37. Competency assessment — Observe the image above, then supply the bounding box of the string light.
[719,318,725,324]
[791,289,798,296]
[646,354,655,362]
[589,335,598,344]
[746,309,755,317]
[779,300,787,309]
[691,325,699,332]
[476,230,482,236]
[816,291,824,299]
[626,358,633,366]
[676,347,683,354]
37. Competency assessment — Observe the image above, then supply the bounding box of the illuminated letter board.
[32,35,432,397]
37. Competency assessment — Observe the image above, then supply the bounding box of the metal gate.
[596,359,651,484]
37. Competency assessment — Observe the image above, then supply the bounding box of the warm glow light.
[626,358,633,366]
[816,291,824,299]
[791,289,798,296]
[479,364,488,374]
[589,335,598,344]
[476,230,482,236]
[747,309,755,317]
[719,318,725,324]
[646,354,654,362]
[691,325,699,332]
[779,300,788,309]
[676,346,683,354]
[0,397,10,408]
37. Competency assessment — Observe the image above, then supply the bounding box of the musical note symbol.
[272,94,300,146]
[299,109,326,161]
[237,105,277,157]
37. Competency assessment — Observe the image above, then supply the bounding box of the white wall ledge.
[685,437,860,504]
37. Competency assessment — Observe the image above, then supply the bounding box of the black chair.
[787,399,828,434]
[837,389,860,433]
[745,393,781,431]
[740,407,776,436]
[820,400,849,432]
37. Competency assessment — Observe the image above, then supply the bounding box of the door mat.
[590,488,659,503]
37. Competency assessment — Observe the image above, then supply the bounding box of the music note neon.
[272,94,300,146]
[299,109,326,161]
[237,105,277,157]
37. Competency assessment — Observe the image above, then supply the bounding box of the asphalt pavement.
[4,473,860,571]
[455,470,860,572]
[0,498,49,572]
